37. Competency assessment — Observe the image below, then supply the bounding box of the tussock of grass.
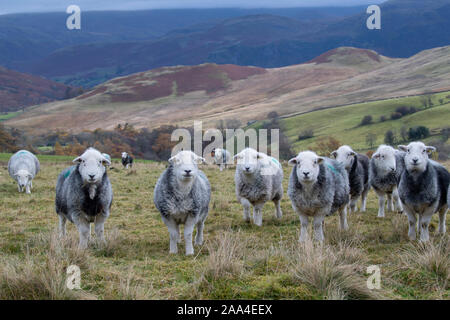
[0,232,95,300]
[285,240,384,300]
[103,266,155,300]
[396,237,449,293]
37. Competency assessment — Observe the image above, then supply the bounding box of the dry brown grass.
[285,240,384,300]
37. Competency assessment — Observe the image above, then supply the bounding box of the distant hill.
[7,45,450,134]
[0,67,75,112]
[14,0,450,87]
[0,7,363,74]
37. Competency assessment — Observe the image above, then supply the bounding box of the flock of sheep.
[6,142,450,255]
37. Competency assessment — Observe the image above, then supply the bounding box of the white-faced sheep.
[398,142,449,241]
[234,148,283,227]
[121,152,133,169]
[331,145,370,213]
[211,148,231,171]
[288,151,350,242]
[369,145,405,218]
[154,151,211,255]
[8,150,40,194]
[55,148,113,249]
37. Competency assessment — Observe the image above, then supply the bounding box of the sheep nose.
[412,158,419,164]
[89,174,95,179]
[184,170,191,174]
[390,167,395,172]
[245,167,250,171]
[303,171,310,177]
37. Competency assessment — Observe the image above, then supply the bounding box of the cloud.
[2,0,386,14]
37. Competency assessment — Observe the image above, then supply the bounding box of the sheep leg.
[298,212,309,242]
[360,188,369,212]
[58,215,67,238]
[219,164,224,171]
[26,182,31,194]
[195,219,204,246]
[240,198,251,222]
[74,216,90,249]
[419,209,434,242]
[273,198,282,219]
[386,193,393,212]
[405,208,417,240]
[376,191,386,218]
[349,195,358,214]
[313,215,325,242]
[339,206,349,230]
[17,184,22,193]
[438,207,447,235]
[184,216,196,256]
[392,187,403,213]
[253,203,263,227]
[177,224,181,243]
[162,217,179,254]
[94,214,107,244]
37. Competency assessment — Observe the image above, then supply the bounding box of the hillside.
[278,91,450,152]
[0,66,75,112]
[5,46,403,133]
[18,0,450,87]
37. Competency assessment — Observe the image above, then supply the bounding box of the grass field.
[279,91,450,152]
[0,112,21,122]
[0,156,448,300]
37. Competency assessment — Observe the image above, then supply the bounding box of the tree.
[298,129,314,141]
[313,136,341,156]
[267,111,279,120]
[390,112,402,120]
[360,115,373,126]
[384,130,396,146]
[366,133,377,149]
[54,141,65,155]
[400,126,408,142]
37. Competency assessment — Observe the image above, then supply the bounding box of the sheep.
[8,150,40,194]
[154,150,211,255]
[331,145,370,213]
[55,148,113,249]
[369,145,405,218]
[121,152,133,169]
[397,142,449,241]
[234,148,283,227]
[211,148,231,171]
[288,151,350,242]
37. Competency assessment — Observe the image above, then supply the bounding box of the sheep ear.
[73,156,83,164]
[102,157,111,166]
[330,151,337,158]
[317,157,324,164]
[288,158,297,166]
[425,146,436,154]
[372,152,380,159]
[194,156,206,164]
[168,156,177,164]
[233,153,241,161]
[398,145,408,152]
[350,151,356,157]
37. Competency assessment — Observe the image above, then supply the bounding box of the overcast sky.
[0,0,386,14]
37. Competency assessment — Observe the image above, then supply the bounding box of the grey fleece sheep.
[398,142,449,241]
[331,145,370,213]
[154,151,211,255]
[234,148,283,227]
[8,150,40,194]
[55,148,113,249]
[288,151,350,242]
[369,145,405,217]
